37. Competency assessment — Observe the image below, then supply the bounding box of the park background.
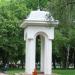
[0,0,75,75]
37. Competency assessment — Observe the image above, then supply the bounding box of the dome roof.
[26,9,54,21]
[21,9,59,28]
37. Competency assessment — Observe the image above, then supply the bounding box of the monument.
[21,9,59,75]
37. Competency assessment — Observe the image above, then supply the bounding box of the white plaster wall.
[24,26,54,40]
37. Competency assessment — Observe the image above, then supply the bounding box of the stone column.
[25,38,36,74]
[44,38,52,75]
[40,36,45,72]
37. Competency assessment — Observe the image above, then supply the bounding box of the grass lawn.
[6,68,75,75]
[7,68,25,75]
[53,69,75,75]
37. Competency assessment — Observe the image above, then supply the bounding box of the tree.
[48,0,75,68]
[0,0,29,66]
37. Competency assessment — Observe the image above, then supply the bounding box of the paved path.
[0,73,7,75]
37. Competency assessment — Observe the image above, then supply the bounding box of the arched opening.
[36,35,41,70]
[35,34,45,74]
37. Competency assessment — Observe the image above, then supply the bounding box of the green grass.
[5,68,75,75]
[7,68,25,75]
[53,69,75,75]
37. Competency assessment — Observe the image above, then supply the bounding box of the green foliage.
[25,0,49,10]
[49,0,75,68]
[0,0,75,69]
[0,0,29,64]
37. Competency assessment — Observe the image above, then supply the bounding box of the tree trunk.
[66,45,70,68]
[62,47,67,68]
[74,50,75,68]
[21,59,24,69]
[52,54,56,69]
